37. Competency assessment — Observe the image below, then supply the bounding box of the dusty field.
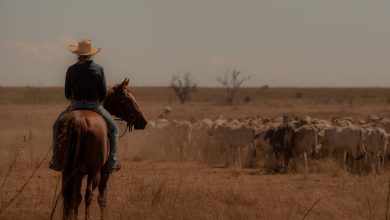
[1,87,390,219]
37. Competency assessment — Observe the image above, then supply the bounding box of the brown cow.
[264,124,294,172]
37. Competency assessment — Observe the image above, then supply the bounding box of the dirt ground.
[1,87,390,219]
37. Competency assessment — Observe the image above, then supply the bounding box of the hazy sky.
[0,0,389,87]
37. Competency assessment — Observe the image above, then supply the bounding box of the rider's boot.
[104,136,121,173]
[49,143,62,171]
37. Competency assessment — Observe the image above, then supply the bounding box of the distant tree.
[217,68,251,105]
[170,72,197,104]
[260,85,269,90]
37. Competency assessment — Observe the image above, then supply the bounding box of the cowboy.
[49,39,120,173]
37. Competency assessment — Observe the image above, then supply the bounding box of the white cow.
[318,126,365,171]
[188,119,215,162]
[311,119,333,131]
[140,119,170,160]
[291,125,320,170]
[376,118,390,134]
[210,123,256,167]
[363,128,388,173]
[140,119,191,161]
[165,120,192,161]
[253,127,275,169]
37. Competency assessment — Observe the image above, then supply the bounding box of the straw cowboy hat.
[69,39,101,56]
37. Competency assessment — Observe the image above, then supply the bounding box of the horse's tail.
[62,115,86,216]
[65,116,85,172]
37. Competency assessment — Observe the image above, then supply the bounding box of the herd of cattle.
[133,114,390,173]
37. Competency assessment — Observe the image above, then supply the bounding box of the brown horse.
[54,78,147,220]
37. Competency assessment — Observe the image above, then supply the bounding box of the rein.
[115,118,133,138]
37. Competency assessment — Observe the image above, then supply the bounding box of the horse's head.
[103,78,147,130]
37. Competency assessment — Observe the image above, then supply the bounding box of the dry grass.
[1,87,390,219]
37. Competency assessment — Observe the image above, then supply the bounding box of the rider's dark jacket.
[65,60,107,102]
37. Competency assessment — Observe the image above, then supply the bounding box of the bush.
[170,72,197,104]
[216,69,251,105]
[243,95,252,103]
[295,92,303,99]
[386,97,390,104]
[260,85,269,90]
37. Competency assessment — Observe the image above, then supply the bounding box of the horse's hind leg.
[85,176,93,220]
[98,171,110,220]
[73,176,83,220]
[85,174,100,220]
[62,172,74,220]
[63,175,82,220]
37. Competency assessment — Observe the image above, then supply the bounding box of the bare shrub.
[295,92,303,99]
[243,95,252,103]
[170,72,197,104]
[385,97,390,105]
[260,85,269,89]
[217,69,251,104]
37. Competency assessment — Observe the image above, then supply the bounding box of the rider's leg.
[96,106,120,172]
[49,105,72,171]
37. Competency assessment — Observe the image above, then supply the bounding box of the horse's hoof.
[105,161,121,173]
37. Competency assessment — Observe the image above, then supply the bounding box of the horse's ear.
[120,78,129,88]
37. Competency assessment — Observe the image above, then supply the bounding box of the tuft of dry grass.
[0,133,32,192]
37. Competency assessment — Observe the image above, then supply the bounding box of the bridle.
[114,109,136,138]
[115,118,133,138]
[114,86,137,138]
